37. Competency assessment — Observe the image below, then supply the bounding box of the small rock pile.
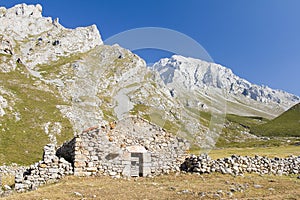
[181,154,300,176]
[15,144,73,192]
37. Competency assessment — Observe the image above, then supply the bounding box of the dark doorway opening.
[131,153,143,177]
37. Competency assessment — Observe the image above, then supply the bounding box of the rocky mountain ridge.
[153,55,299,118]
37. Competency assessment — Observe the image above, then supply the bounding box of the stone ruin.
[11,116,299,193]
[14,144,73,192]
[57,116,190,177]
[13,116,190,192]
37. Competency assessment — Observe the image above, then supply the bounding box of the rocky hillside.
[153,55,299,119]
[0,4,299,165]
[0,4,183,164]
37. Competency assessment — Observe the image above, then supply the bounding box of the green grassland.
[215,112,300,148]
[251,103,300,137]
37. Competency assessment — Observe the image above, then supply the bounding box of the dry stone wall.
[181,154,300,176]
[14,144,73,192]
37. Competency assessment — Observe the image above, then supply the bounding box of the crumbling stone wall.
[57,117,190,177]
[14,144,73,192]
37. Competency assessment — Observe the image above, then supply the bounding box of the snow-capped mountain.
[153,55,300,118]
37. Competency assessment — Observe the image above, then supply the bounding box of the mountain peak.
[0,3,42,18]
[153,55,300,117]
[0,4,102,72]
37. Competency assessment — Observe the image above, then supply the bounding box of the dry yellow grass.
[1,174,14,187]
[2,173,300,200]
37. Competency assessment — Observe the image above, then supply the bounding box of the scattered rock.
[3,185,11,191]
[227,191,233,197]
[230,188,237,193]
[74,191,83,197]
[178,189,192,194]
[198,192,206,198]
[213,193,221,199]
[168,186,176,191]
[253,184,263,189]
[268,188,275,191]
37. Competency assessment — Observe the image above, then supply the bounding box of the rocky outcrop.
[181,154,300,176]
[0,3,102,72]
[0,36,13,56]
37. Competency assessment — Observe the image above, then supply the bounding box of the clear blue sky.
[1,0,300,96]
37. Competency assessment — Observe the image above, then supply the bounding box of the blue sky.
[1,0,300,96]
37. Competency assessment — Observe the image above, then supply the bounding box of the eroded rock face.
[0,3,102,72]
[153,55,300,117]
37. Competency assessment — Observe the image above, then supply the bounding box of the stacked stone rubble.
[0,164,25,196]
[181,154,300,176]
[14,144,73,192]
[0,164,25,176]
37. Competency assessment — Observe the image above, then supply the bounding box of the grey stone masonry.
[57,116,190,177]
[14,144,73,193]
[181,154,300,176]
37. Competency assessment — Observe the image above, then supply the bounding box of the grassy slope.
[215,113,299,148]
[0,63,73,165]
[251,103,300,137]
[215,114,275,148]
